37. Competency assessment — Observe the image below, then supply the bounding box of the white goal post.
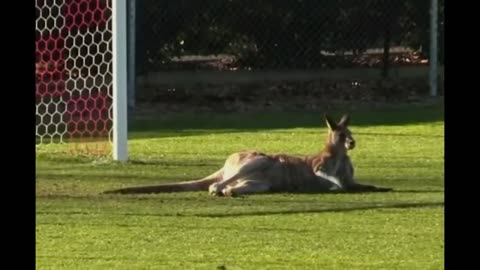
[112,0,128,161]
[35,0,128,161]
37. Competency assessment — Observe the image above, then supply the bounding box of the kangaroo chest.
[319,154,347,176]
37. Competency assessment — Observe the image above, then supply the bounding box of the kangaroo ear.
[324,114,338,130]
[338,114,350,127]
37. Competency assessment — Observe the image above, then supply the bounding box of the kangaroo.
[103,114,392,196]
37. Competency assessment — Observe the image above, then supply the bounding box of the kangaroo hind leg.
[222,180,272,197]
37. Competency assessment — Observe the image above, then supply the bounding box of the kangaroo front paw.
[208,183,224,196]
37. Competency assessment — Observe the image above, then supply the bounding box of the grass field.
[36,103,444,269]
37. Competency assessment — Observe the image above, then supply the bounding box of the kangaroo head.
[324,114,355,151]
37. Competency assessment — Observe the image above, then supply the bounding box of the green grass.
[36,103,444,269]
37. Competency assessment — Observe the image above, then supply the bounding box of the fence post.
[127,0,136,122]
[429,0,438,97]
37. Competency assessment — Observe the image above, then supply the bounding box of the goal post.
[35,0,128,161]
[112,0,128,161]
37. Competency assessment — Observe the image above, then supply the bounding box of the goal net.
[35,0,127,159]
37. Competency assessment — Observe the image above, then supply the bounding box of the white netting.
[36,0,113,155]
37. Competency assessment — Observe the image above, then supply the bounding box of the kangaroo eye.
[339,133,346,140]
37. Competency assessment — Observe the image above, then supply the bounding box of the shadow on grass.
[192,202,444,218]
[38,203,440,234]
[391,189,444,194]
[37,201,443,218]
[129,103,443,140]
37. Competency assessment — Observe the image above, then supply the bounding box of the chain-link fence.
[130,0,443,113]
[136,0,442,72]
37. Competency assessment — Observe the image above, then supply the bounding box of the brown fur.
[103,114,392,196]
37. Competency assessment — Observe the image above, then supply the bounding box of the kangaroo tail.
[102,169,223,194]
